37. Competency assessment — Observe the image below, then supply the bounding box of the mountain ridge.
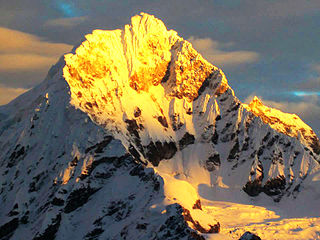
[0,12,320,240]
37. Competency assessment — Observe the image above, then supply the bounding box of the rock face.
[239,231,261,240]
[63,12,319,201]
[244,96,320,155]
[0,12,320,239]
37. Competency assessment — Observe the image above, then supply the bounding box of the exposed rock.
[129,165,145,177]
[51,197,64,206]
[158,204,206,240]
[310,135,320,155]
[182,208,220,234]
[228,102,240,113]
[128,144,143,163]
[161,61,171,83]
[69,157,79,167]
[79,155,128,180]
[145,141,177,166]
[228,140,240,161]
[84,228,104,240]
[20,212,29,224]
[193,70,220,101]
[205,153,221,171]
[243,175,286,198]
[29,172,46,193]
[211,129,219,145]
[262,132,271,142]
[64,187,100,213]
[241,138,250,151]
[192,199,202,210]
[179,132,195,150]
[33,214,61,240]
[263,176,286,196]
[170,113,184,131]
[243,179,263,197]
[244,96,320,155]
[157,116,169,128]
[7,146,26,168]
[125,119,141,138]
[1,12,320,240]
[239,231,261,240]
[85,136,113,154]
[136,223,148,230]
[186,108,193,115]
[106,200,132,221]
[8,203,19,217]
[0,218,19,239]
[134,107,142,118]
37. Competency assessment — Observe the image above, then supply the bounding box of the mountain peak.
[244,96,320,154]
[1,12,320,240]
[63,13,228,100]
[63,13,229,136]
[249,96,263,107]
[62,12,319,157]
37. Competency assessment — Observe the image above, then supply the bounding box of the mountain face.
[0,13,319,240]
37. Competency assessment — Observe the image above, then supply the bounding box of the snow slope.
[0,12,320,240]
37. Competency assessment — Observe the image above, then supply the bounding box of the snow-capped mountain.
[0,13,319,240]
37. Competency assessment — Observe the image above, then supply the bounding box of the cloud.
[294,64,320,92]
[44,16,88,28]
[0,84,29,105]
[188,36,259,68]
[0,27,72,72]
[313,64,320,73]
[0,54,57,72]
[259,0,320,18]
[291,91,320,97]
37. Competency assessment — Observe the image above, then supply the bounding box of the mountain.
[1,13,320,240]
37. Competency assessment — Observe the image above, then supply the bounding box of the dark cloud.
[296,78,320,91]
[0,27,71,88]
[188,37,259,68]
[44,16,88,28]
[0,84,28,105]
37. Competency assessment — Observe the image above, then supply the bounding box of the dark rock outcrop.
[263,176,286,196]
[145,141,177,166]
[179,132,195,150]
[134,107,141,118]
[85,136,113,154]
[243,175,286,199]
[64,187,100,213]
[239,231,261,240]
[243,179,263,197]
[84,228,104,240]
[33,214,61,240]
[0,217,19,239]
[205,153,221,171]
[157,116,169,128]
[157,204,207,240]
[182,208,220,234]
[192,199,202,210]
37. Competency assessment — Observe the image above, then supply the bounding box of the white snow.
[0,12,320,240]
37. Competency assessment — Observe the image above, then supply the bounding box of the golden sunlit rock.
[63,13,228,130]
[2,11,320,240]
[244,96,320,154]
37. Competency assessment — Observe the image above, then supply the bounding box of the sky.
[0,0,319,135]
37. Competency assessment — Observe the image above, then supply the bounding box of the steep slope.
[0,12,320,240]
[63,12,319,201]
[0,58,214,240]
[244,96,320,155]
